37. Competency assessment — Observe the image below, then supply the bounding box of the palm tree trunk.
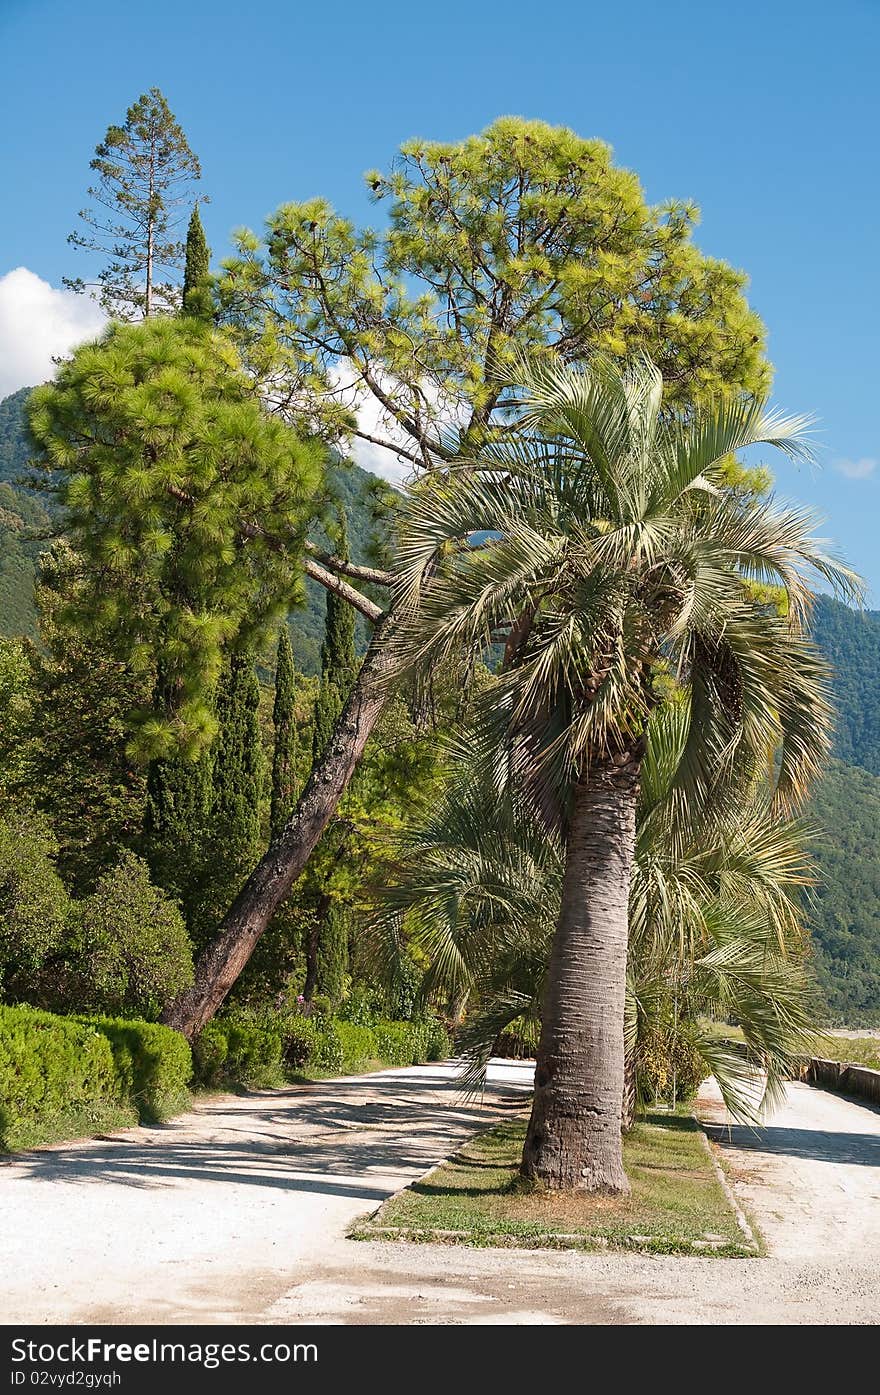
[520,752,641,1193]
[162,629,390,1039]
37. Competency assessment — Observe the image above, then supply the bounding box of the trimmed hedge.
[224,1016,284,1087]
[335,1022,378,1073]
[1,1006,130,1151]
[0,1004,193,1152]
[83,1016,193,1123]
[193,1012,451,1088]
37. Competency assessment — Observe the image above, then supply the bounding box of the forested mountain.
[0,386,384,668]
[807,761,880,1024]
[0,387,32,487]
[1,385,878,1021]
[810,594,880,776]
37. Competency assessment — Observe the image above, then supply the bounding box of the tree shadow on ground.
[3,1066,532,1201]
[704,1121,880,1167]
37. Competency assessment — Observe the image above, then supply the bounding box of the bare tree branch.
[303,556,385,623]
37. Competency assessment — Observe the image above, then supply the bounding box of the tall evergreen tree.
[142,667,212,923]
[182,206,213,322]
[65,87,202,319]
[312,510,357,763]
[142,221,218,913]
[26,543,149,894]
[271,626,298,840]
[186,651,263,951]
[315,903,349,1006]
[211,652,263,871]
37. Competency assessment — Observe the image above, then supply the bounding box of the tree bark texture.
[162,629,391,1039]
[520,752,641,1193]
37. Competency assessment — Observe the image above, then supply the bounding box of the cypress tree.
[185,651,263,951]
[312,510,357,763]
[182,206,213,322]
[271,626,298,840]
[211,651,263,874]
[316,903,349,1007]
[140,208,214,909]
[142,728,211,920]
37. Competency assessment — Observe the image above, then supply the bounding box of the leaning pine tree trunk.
[162,630,391,1040]
[520,752,641,1193]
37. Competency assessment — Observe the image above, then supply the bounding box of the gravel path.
[2,1061,879,1325]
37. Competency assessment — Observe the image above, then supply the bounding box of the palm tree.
[390,354,859,1192]
[369,705,818,1125]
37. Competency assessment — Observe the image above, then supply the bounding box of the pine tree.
[182,206,213,322]
[65,87,202,319]
[312,510,357,763]
[271,626,298,840]
[141,203,218,914]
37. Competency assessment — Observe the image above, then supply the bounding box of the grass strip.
[352,1110,759,1257]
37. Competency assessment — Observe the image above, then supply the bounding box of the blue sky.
[1,0,877,598]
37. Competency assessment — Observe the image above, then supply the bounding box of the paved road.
[2,1062,879,1324]
[698,1076,880,1262]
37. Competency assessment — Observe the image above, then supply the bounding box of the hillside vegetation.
[811,594,880,776]
[807,761,880,1024]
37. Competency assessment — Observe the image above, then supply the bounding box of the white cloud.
[329,361,470,486]
[834,456,876,481]
[0,267,105,398]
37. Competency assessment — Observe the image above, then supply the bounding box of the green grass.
[1,1101,139,1153]
[816,1035,880,1070]
[700,1022,880,1073]
[352,1111,757,1256]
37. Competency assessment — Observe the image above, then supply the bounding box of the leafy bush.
[336,1022,378,1073]
[0,1004,134,1151]
[195,1009,449,1089]
[0,815,71,1001]
[309,1018,343,1073]
[222,1012,284,1087]
[637,1035,705,1105]
[424,1019,451,1062]
[281,1016,318,1072]
[386,957,423,1022]
[338,985,384,1027]
[192,1021,228,1086]
[373,1020,427,1067]
[77,852,194,1019]
[84,1016,192,1122]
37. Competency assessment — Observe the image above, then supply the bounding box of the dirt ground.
[2,1061,879,1325]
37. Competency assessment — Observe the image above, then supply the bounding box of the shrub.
[637,1035,705,1105]
[310,1019,343,1074]
[281,1016,318,1072]
[424,1020,452,1062]
[387,957,423,1022]
[85,1016,192,1122]
[77,852,194,1019]
[0,1004,135,1151]
[0,815,70,1001]
[374,1020,426,1067]
[336,1022,377,1073]
[337,985,384,1027]
[192,1021,228,1086]
[222,1012,284,1087]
